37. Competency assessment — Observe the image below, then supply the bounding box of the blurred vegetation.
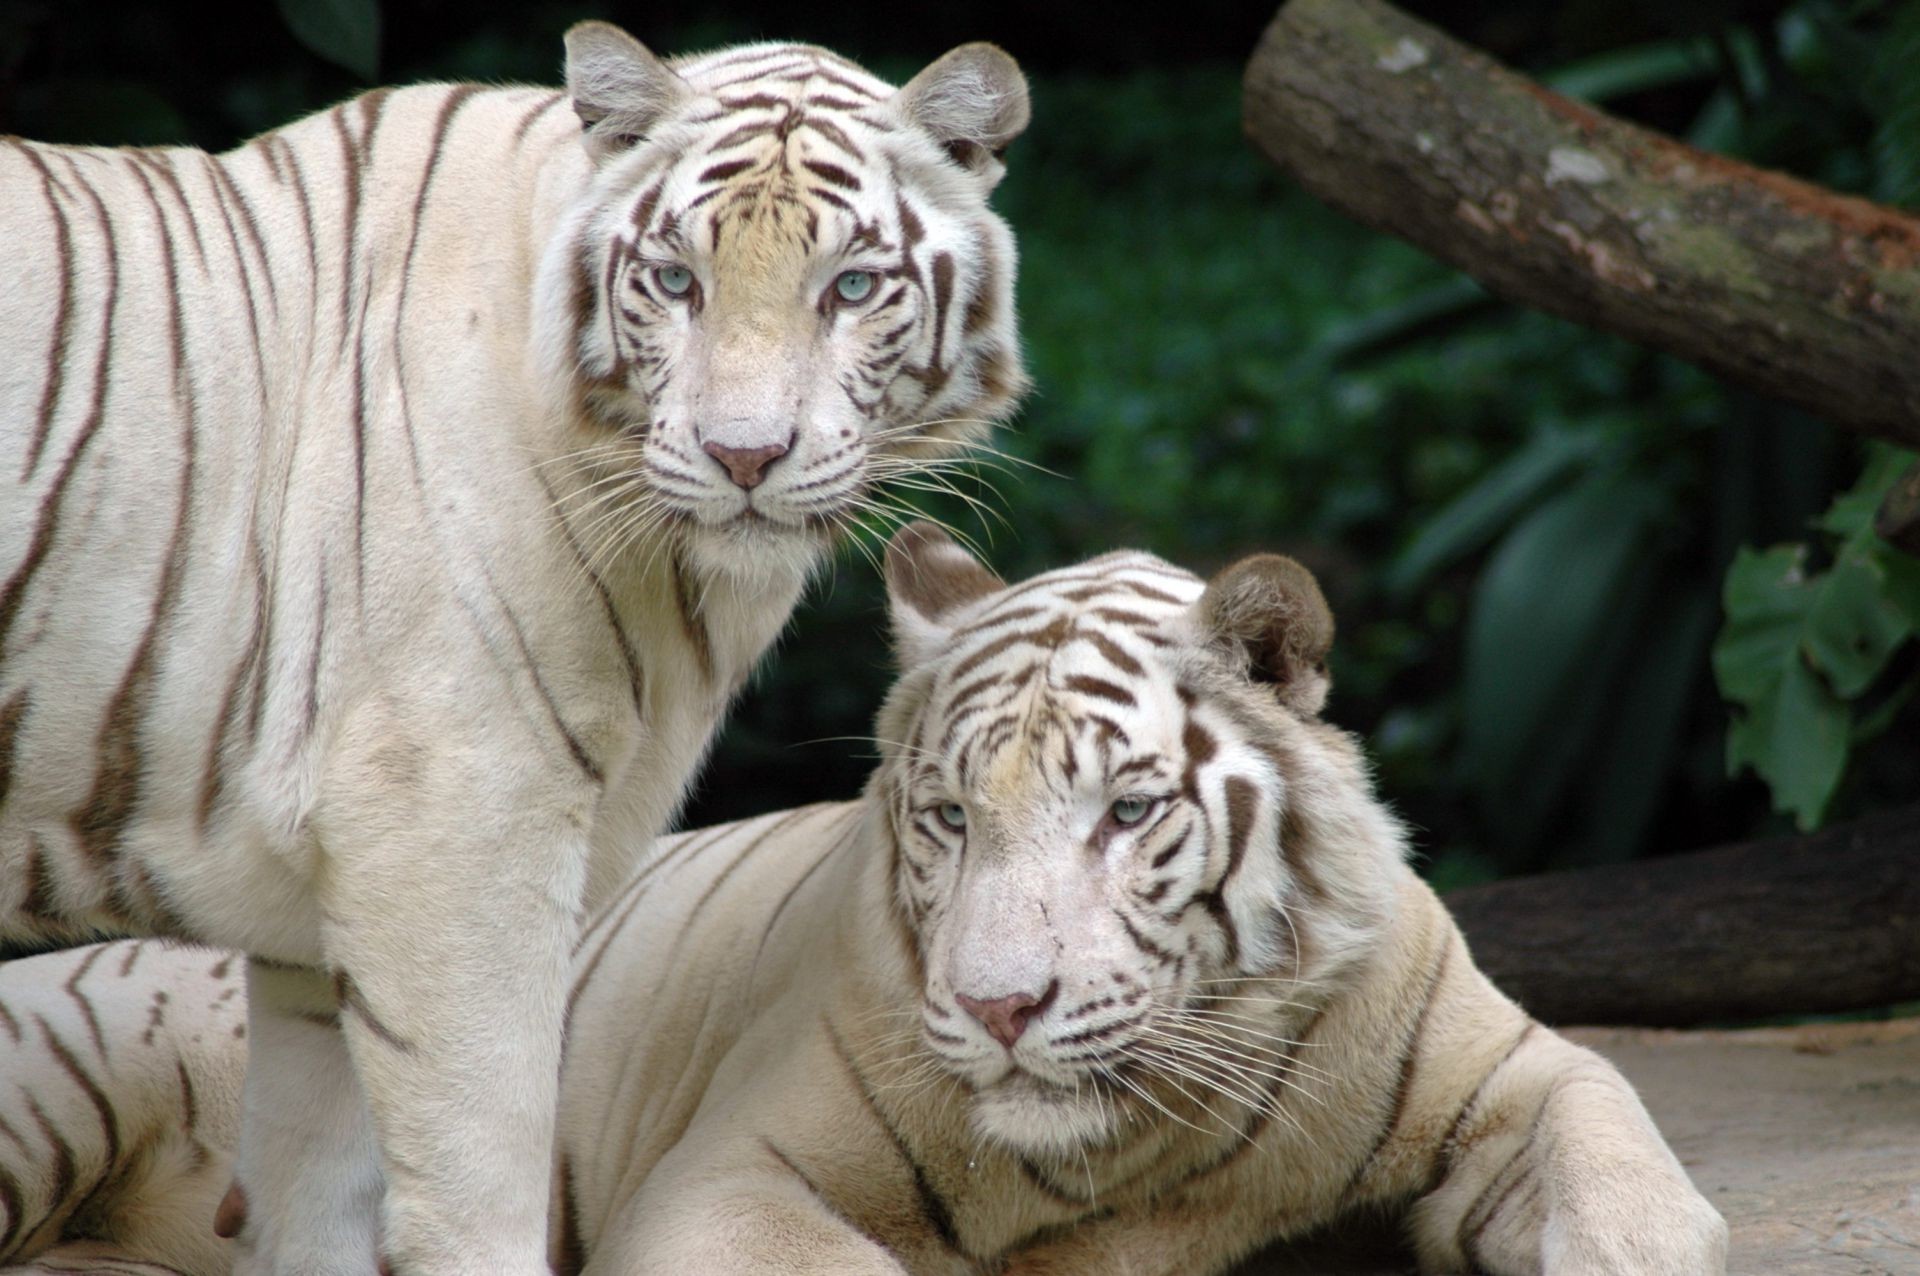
[3,0,1916,886]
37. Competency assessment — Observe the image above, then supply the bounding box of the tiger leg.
[0,943,241,1276]
[586,1147,908,1276]
[309,808,586,1276]
[1408,1027,1727,1276]
[223,964,381,1276]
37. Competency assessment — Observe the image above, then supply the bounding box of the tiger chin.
[0,525,1725,1276]
[0,25,1028,1276]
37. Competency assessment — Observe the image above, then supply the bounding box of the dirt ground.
[1233,1021,1920,1275]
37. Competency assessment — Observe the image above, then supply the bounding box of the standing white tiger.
[0,24,1027,1275]
[0,526,1726,1275]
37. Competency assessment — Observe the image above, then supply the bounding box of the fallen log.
[1243,0,1920,453]
[1441,803,1920,1026]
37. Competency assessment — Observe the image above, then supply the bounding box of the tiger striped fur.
[0,526,1725,1275]
[0,25,1028,1275]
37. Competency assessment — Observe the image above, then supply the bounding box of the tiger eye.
[655,264,694,297]
[936,801,967,831]
[833,270,875,304]
[1111,796,1153,826]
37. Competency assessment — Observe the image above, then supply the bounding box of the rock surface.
[1234,1021,1920,1274]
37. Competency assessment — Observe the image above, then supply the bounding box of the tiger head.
[545,25,1029,580]
[873,525,1404,1157]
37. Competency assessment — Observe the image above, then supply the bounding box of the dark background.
[4,0,1914,889]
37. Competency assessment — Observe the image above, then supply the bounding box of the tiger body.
[0,529,1726,1275]
[0,27,1029,1274]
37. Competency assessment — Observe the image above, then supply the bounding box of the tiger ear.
[1194,554,1335,716]
[563,22,693,163]
[884,522,1005,669]
[893,43,1030,178]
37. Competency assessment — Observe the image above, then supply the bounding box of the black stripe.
[14,144,75,478]
[1424,1021,1540,1196]
[553,1151,586,1276]
[63,944,109,1060]
[1062,674,1134,706]
[747,809,858,985]
[0,160,119,662]
[698,158,754,184]
[205,154,278,316]
[37,1015,121,1168]
[0,1158,21,1254]
[660,808,822,968]
[928,251,955,368]
[483,578,604,785]
[68,158,198,868]
[197,577,264,829]
[535,470,645,721]
[801,159,861,190]
[670,546,715,683]
[563,822,744,1031]
[177,1059,199,1132]
[1341,936,1454,1203]
[333,971,414,1054]
[275,137,321,292]
[511,91,566,146]
[0,690,29,814]
[822,1019,965,1255]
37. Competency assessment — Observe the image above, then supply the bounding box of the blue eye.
[655,265,694,297]
[936,802,967,831]
[1111,796,1154,827]
[834,270,875,304]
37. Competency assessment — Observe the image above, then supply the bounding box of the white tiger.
[0,24,1028,1275]
[0,525,1727,1275]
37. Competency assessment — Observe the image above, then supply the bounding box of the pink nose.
[955,981,1058,1050]
[703,440,789,489]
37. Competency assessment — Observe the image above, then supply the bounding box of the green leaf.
[277,0,381,81]
[1804,548,1913,697]
[1461,472,1664,795]
[1386,428,1602,597]
[1876,542,1920,626]
[1712,544,1812,703]
[1724,656,1849,831]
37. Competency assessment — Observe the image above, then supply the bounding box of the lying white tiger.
[0,24,1027,1275]
[0,526,1726,1275]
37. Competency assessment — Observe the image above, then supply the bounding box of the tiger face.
[551,27,1029,579]
[874,525,1399,1158]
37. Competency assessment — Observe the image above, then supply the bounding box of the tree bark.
[1243,0,1920,451]
[1441,803,1920,1026]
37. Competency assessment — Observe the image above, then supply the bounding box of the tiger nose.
[955,980,1059,1050]
[703,440,790,489]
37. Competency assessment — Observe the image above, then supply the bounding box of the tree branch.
[1441,803,1920,1026]
[1243,0,1920,450]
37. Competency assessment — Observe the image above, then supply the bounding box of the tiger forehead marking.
[911,554,1205,794]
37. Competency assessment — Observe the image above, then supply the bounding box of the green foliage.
[1714,448,1920,828]
[276,0,383,82]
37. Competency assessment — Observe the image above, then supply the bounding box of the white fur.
[0,541,1723,1275]
[0,29,1027,1275]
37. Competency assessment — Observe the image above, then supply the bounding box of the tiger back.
[0,525,1724,1275]
[0,27,1029,1275]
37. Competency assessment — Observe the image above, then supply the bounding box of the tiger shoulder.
[0,523,1725,1275]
